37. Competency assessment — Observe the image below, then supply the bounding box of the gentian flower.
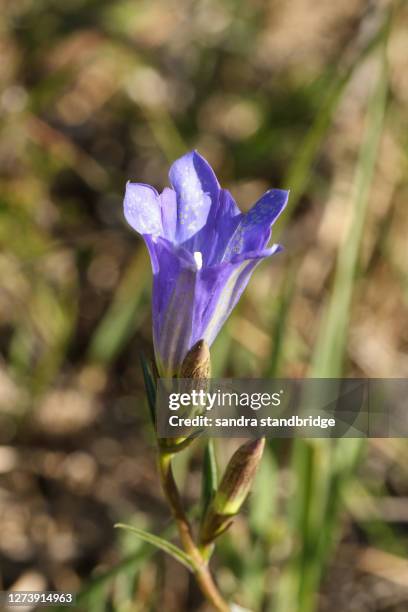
[124,151,288,376]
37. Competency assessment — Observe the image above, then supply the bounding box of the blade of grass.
[201,439,218,517]
[140,352,157,426]
[275,21,390,612]
[312,68,388,375]
[263,266,296,378]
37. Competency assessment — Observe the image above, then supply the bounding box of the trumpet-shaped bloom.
[124,151,288,375]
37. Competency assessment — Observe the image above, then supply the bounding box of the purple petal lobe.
[124,183,162,236]
[169,151,220,244]
[224,189,289,259]
[194,258,262,347]
[183,189,243,266]
[159,187,178,242]
[247,188,289,228]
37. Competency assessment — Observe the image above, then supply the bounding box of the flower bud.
[180,339,211,379]
[200,438,265,544]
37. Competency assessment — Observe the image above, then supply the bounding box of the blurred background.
[0,0,407,610]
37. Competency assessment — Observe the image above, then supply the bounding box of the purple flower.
[124,151,288,376]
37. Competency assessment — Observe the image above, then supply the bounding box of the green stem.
[158,452,230,612]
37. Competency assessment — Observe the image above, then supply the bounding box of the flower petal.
[150,239,197,375]
[169,151,220,245]
[181,189,242,266]
[223,189,289,260]
[159,187,178,242]
[124,182,162,236]
[195,253,274,347]
[152,243,281,375]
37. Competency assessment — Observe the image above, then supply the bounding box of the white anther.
[194,251,203,270]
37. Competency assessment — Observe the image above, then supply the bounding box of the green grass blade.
[312,61,388,377]
[201,439,218,517]
[249,445,277,537]
[264,268,296,378]
[140,352,157,426]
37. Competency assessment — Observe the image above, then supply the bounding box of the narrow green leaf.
[201,439,218,517]
[114,524,196,572]
[312,58,388,376]
[249,445,277,536]
[140,353,157,426]
[264,268,296,378]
